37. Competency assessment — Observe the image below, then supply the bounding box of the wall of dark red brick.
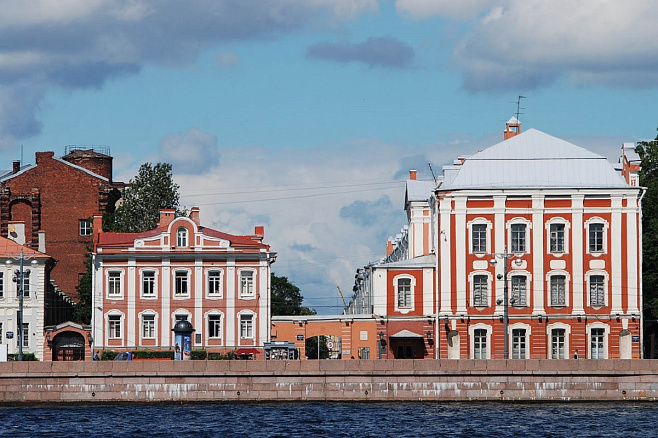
[0,152,119,299]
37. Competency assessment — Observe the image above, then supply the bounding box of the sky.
[2,0,658,313]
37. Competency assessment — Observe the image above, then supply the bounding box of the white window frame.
[173,269,191,298]
[507,218,531,255]
[469,324,491,359]
[586,323,609,359]
[547,323,571,359]
[79,219,92,236]
[139,311,157,340]
[239,269,256,299]
[584,217,609,256]
[239,311,255,339]
[469,271,492,308]
[177,227,188,247]
[21,322,29,348]
[546,270,570,308]
[140,269,158,299]
[545,218,570,256]
[393,274,415,313]
[509,323,531,359]
[509,273,530,307]
[206,269,223,299]
[0,271,3,298]
[468,218,492,255]
[206,311,223,340]
[107,312,124,340]
[106,269,124,299]
[586,270,608,308]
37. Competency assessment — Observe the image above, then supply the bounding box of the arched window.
[177,227,188,247]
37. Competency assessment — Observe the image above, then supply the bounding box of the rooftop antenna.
[428,162,437,184]
[20,144,23,165]
[514,95,525,121]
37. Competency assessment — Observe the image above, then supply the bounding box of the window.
[240,314,254,339]
[474,329,487,359]
[591,328,605,359]
[550,275,566,307]
[472,224,487,253]
[177,227,188,247]
[550,223,565,253]
[511,276,527,307]
[0,322,3,341]
[174,271,188,296]
[142,314,155,338]
[0,271,4,298]
[511,224,526,253]
[142,271,156,297]
[208,314,222,338]
[589,275,605,307]
[512,328,526,359]
[473,275,488,307]
[551,328,566,359]
[175,314,188,322]
[79,219,92,236]
[589,223,604,253]
[22,323,29,347]
[208,271,222,297]
[397,278,412,309]
[108,271,121,296]
[358,347,370,359]
[108,315,122,339]
[240,270,254,297]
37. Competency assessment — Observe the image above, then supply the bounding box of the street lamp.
[5,248,38,361]
[488,245,517,360]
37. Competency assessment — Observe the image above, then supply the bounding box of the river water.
[1,402,655,437]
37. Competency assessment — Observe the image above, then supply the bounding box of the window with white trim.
[591,328,605,359]
[208,270,222,297]
[240,270,255,298]
[21,323,29,347]
[472,275,488,307]
[174,270,189,296]
[551,328,566,359]
[79,219,92,236]
[240,314,254,339]
[0,322,3,341]
[0,271,3,298]
[142,270,156,297]
[589,223,604,253]
[175,313,188,322]
[108,315,122,339]
[142,314,155,338]
[177,227,188,247]
[471,224,487,253]
[550,275,566,307]
[208,314,222,338]
[512,328,527,359]
[397,278,412,309]
[510,224,527,253]
[474,329,487,359]
[510,275,527,307]
[589,275,605,307]
[550,223,565,253]
[108,271,122,297]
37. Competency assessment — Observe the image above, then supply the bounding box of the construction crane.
[336,285,347,308]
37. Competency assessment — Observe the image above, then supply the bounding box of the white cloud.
[396,0,496,19]
[453,0,658,91]
[216,52,240,69]
[159,127,219,174]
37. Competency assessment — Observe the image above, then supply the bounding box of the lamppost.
[5,248,38,361]
[488,246,517,360]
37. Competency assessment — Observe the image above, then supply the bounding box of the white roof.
[405,179,435,204]
[441,129,630,190]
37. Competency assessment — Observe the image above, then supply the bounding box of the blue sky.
[2,0,658,313]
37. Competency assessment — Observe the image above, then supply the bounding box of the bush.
[132,350,174,360]
[208,350,237,360]
[191,349,207,360]
[101,350,118,360]
[8,353,38,361]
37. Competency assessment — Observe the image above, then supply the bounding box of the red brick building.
[0,147,122,300]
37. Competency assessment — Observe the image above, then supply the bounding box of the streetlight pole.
[6,248,36,361]
[489,246,515,360]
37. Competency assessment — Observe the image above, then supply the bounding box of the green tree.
[271,273,316,316]
[104,162,182,233]
[72,247,93,324]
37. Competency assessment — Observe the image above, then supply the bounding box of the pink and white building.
[91,208,276,354]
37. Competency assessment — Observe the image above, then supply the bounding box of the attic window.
[177,227,188,247]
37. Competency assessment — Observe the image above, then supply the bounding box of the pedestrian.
[573,349,579,359]
[93,350,100,361]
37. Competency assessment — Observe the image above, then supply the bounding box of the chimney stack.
[189,207,200,226]
[409,170,417,181]
[12,161,20,174]
[504,117,521,140]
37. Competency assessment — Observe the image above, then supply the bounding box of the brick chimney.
[504,117,521,140]
[35,151,55,165]
[409,170,417,180]
[386,239,393,257]
[251,226,264,243]
[12,161,20,174]
[189,207,200,226]
[157,209,176,229]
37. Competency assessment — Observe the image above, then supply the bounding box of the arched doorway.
[52,332,86,361]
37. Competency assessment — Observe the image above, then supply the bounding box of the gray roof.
[440,129,630,190]
[377,254,435,269]
[405,179,435,205]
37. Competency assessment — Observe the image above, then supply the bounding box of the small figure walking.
[93,350,100,361]
[573,349,579,359]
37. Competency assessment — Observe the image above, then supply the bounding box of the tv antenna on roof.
[512,95,526,121]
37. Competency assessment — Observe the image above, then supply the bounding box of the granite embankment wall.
[2,359,658,404]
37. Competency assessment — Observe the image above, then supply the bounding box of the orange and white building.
[346,118,643,360]
[91,207,276,354]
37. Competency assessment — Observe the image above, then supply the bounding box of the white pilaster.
[626,196,640,313]
[160,259,171,347]
[454,197,467,313]
[127,259,136,346]
[226,259,236,347]
[493,195,505,314]
[439,197,452,315]
[532,194,545,313]
[611,196,623,313]
[195,259,203,345]
[572,195,584,313]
